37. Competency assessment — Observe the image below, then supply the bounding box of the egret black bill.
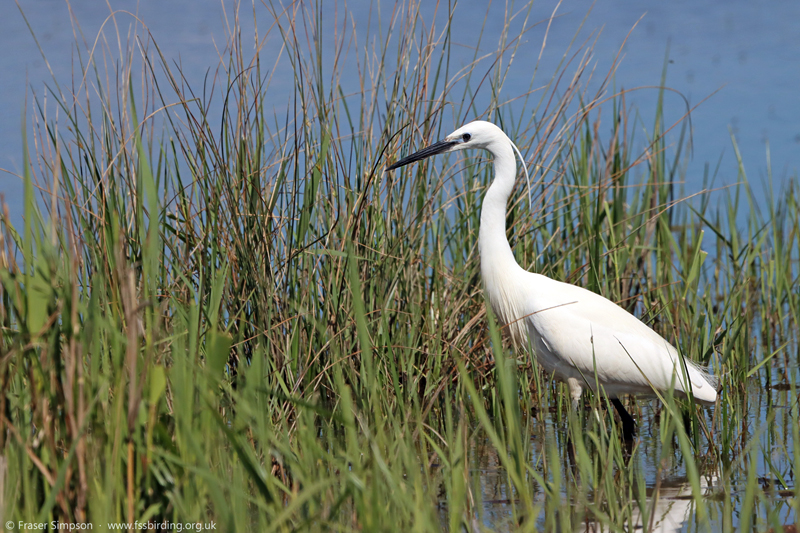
[386,139,458,171]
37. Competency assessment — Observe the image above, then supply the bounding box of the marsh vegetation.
[1,2,798,531]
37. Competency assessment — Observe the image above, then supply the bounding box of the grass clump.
[1,1,798,531]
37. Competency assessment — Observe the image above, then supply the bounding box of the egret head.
[385,120,530,203]
[386,120,503,171]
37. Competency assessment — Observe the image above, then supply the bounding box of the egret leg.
[564,378,583,470]
[567,378,583,411]
[611,398,637,440]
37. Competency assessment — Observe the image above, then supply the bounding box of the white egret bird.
[386,120,717,437]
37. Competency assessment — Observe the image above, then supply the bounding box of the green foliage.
[1,1,798,531]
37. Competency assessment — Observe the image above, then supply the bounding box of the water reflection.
[575,475,720,533]
[459,391,798,532]
[469,438,723,532]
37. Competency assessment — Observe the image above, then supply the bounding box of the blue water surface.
[1,1,798,226]
[0,2,798,530]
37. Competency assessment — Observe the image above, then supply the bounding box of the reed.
[1,1,797,530]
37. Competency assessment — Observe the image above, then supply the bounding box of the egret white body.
[387,121,717,430]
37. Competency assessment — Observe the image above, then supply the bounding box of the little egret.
[386,121,717,437]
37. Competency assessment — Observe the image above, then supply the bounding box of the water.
[2,1,799,226]
[464,388,797,531]
[1,1,798,529]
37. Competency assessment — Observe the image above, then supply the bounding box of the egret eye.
[462,133,471,142]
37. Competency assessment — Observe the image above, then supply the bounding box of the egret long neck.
[478,141,521,276]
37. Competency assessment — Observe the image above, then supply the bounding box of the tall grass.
[1,1,798,530]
